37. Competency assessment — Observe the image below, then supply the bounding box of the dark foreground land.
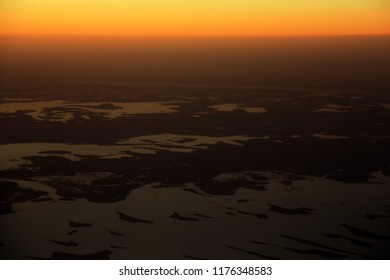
[0,82,389,259]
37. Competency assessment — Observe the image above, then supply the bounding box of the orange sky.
[1,0,389,36]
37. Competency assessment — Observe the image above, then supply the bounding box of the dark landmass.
[116,211,154,224]
[170,212,199,221]
[1,35,390,260]
[69,221,92,228]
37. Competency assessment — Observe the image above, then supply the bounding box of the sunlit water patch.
[313,103,353,113]
[0,100,180,122]
[312,134,350,140]
[210,103,267,113]
[0,134,256,170]
[1,174,389,259]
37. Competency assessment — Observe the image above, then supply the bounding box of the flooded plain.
[1,83,389,259]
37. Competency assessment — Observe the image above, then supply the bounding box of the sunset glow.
[1,0,389,36]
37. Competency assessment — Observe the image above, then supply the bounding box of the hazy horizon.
[1,35,389,89]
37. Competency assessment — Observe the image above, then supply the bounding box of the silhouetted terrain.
[0,36,389,259]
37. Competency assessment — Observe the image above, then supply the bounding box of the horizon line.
[1,33,390,39]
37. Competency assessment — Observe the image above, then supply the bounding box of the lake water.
[1,36,390,259]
